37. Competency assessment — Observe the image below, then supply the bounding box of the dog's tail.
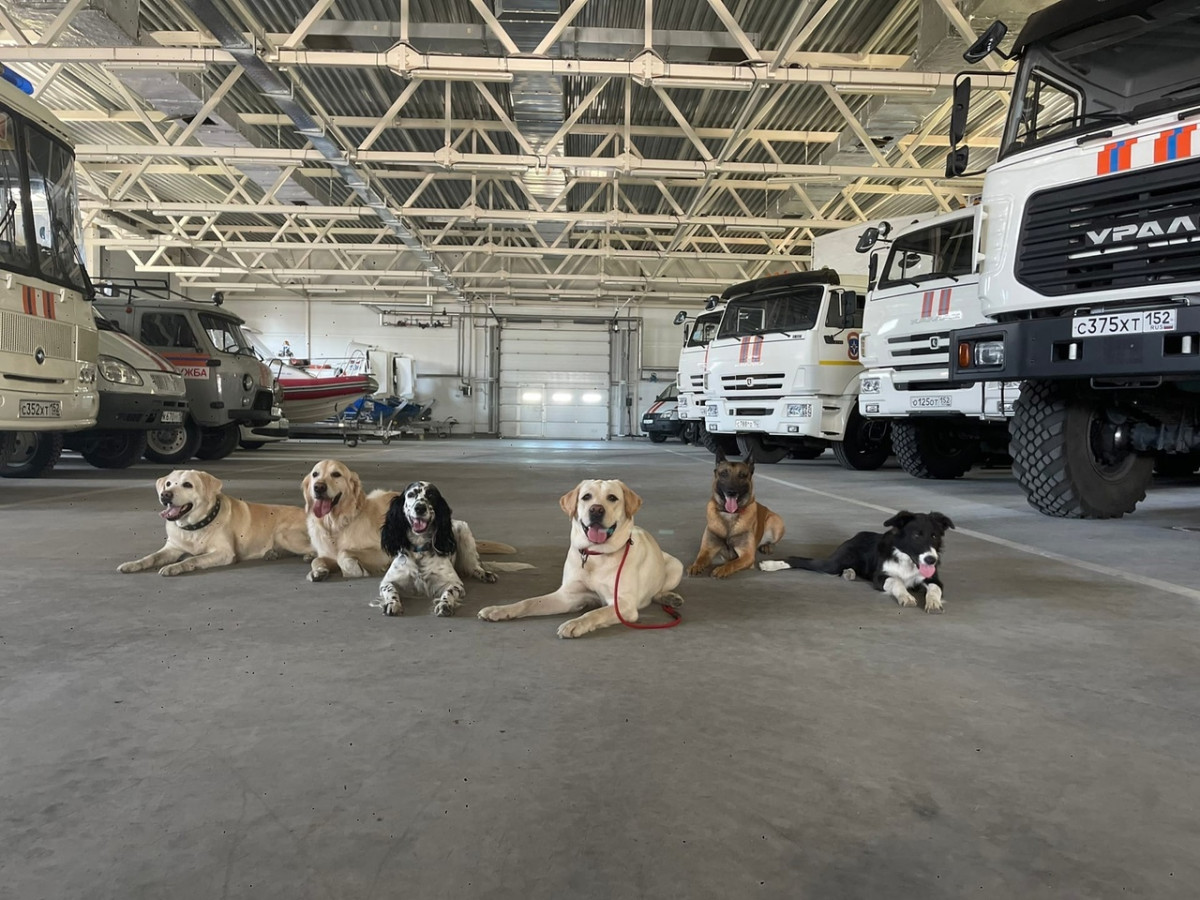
[477,540,517,555]
[759,555,843,574]
[482,561,536,573]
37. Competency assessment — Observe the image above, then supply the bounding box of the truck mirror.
[704,294,721,310]
[945,146,970,177]
[840,290,859,326]
[855,227,880,254]
[673,310,688,326]
[963,21,1008,64]
[949,76,971,146]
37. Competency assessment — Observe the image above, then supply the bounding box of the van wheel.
[891,420,979,479]
[736,433,788,463]
[0,432,15,466]
[0,431,64,478]
[679,421,699,445]
[1010,380,1152,518]
[832,407,890,471]
[196,423,240,460]
[238,440,266,451]
[145,419,203,464]
[80,430,149,469]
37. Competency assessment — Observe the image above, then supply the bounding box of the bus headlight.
[97,355,143,386]
[78,361,97,385]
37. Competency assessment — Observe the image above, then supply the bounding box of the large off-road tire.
[680,421,700,445]
[145,419,203,465]
[196,423,241,461]
[1010,380,1153,519]
[648,432,668,444]
[832,406,891,471]
[79,430,149,469]
[0,431,64,478]
[891,419,980,480]
[696,425,739,458]
[736,433,788,464]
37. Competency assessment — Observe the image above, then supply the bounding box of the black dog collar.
[175,498,222,531]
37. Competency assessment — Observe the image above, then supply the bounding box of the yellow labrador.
[303,459,399,581]
[478,479,683,638]
[118,470,311,576]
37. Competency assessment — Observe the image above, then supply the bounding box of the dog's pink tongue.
[919,562,936,579]
[160,505,185,521]
[412,519,429,534]
[312,497,334,519]
[724,495,740,514]
[586,525,610,544]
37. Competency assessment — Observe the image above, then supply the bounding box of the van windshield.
[200,313,256,355]
[716,286,824,339]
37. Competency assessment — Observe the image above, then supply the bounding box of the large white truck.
[857,207,1019,478]
[671,302,723,446]
[945,0,1200,518]
[700,269,890,469]
[0,67,98,465]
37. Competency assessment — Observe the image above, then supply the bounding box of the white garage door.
[499,322,610,439]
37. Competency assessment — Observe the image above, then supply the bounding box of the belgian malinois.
[688,450,785,578]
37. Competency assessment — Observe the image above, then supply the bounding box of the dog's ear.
[930,512,955,532]
[301,471,314,514]
[428,486,458,557]
[559,483,582,517]
[620,482,643,519]
[714,447,727,466]
[196,470,223,496]
[744,455,755,475]
[884,510,915,530]
[380,496,411,557]
[155,473,169,495]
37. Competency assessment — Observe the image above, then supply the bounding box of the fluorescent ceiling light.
[581,392,604,404]
[655,78,754,92]
[521,391,542,402]
[411,70,514,83]
[551,392,573,403]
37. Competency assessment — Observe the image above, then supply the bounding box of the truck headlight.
[974,341,1005,367]
[97,355,144,386]
[860,376,880,394]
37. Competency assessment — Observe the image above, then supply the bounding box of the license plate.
[160,410,184,424]
[641,418,653,427]
[911,395,952,409]
[705,403,718,417]
[1071,308,1176,338]
[735,418,760,429]
[19,399,61,418]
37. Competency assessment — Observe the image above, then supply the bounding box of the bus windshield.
[1001,10,1200,157]
[716,286,824,339]
[25,126,86,293]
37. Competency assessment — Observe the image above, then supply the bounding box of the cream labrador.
[118,469,311,576]
[303,458,399,581]
[478,479,683,638]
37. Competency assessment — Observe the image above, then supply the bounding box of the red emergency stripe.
[938,288,952,316]
[22,285,35,315]
[160,353,210,366]
[41,289,55,320]
[920,290,933,319]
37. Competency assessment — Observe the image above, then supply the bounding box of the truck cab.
[703,269,890,469]
[673,304,722,446]
[857,207,1018,478]
[93,279,277,463]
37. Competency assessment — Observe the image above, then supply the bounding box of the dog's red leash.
[610,539,682,629]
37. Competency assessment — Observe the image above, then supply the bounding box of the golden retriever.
[118,469,311,576]
[303,458,399,581]
[478,479,683,638]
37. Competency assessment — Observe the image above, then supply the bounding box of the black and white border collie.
[759,511,955,613]
[375,481,512,617]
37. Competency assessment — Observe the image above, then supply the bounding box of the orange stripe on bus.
[42,290,55,320]
[22,285,35,315]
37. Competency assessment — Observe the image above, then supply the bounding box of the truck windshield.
[716,286,824,339]
[879,215,974,289]
[1001,10,1200,157]
[25,126,86,293]
[199,313,256,355]
[686,312,721,347]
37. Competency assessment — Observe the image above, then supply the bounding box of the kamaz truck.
[701,269,890,469]
[671,302,723,446]
[945,0,1200,517]
[857,207,1019,478]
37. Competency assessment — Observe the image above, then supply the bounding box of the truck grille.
[1017,157,1200,296]
[0,310,75,360]
[720,373,785,393]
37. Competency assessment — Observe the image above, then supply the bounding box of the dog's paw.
[556,618,590,639]
[841,568,857,581]
[158,563,186,577]
[433,600,457,617]
[302,553,316,563]
[655,591,684,608]
[758,543,775,555]
[116,561,141,574]
[758,560,789,573]
[307,566,331,583]
[339,558,369,579]
[924,584,944,614]
[686,563,708,577]
[474,568,498,584]
[896,592,918,608]
[383,597,403,616]
[711,564,738,579]
[477,605,511,622]
[262,548,282,561]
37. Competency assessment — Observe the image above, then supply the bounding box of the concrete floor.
[2,438,1199,900]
